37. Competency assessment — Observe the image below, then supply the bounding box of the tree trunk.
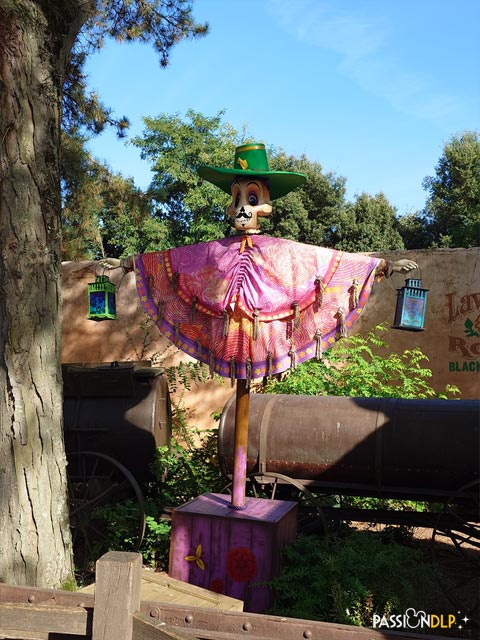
[0,1,89,587]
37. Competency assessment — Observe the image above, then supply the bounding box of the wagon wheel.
[431,480,480,624]
[67,451,146,571]
[221,472,327,534]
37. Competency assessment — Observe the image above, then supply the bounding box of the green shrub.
[264,323,459,399]
[268,531,451,626]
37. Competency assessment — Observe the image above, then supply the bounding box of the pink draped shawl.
[135,235,381,380]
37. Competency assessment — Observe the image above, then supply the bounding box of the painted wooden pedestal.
[168,493,297,613]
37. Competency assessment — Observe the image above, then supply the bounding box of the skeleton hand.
[98,258,121,270]
[392,259,418,274]
[97,256,134,273]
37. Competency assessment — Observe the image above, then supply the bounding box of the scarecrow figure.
[103,142,418,508]
[108,142,416,384]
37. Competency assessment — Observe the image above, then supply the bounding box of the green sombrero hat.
[197,142,307,200]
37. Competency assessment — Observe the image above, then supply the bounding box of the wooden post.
[231,379,250,509]
[92,551,142,640]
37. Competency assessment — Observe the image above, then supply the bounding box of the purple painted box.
[168,493,297,613]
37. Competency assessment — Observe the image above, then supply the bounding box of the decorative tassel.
[337,306,347,338]
[147,274,154,297]
[222,309,229,337]
[174,322,180,343]
[196,337,202,360]
[246,358,252,389]
[292,301,300,329]
[253,308,260,340]
[190,296,198,322]
[171,271,179,291]
[209,350,215,377]
[289,343,297,370]
[351,278,359,309]
[314,329,323,360]
[229,357,236,387]
[158,301,165,323]
[267,351,273,378]
[314,276,324,308]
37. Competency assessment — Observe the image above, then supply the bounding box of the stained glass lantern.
[393,278,428,331]
[87,274,117,321]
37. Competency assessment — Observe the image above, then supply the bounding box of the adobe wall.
[61,247,480,429]
[363,247,479,399]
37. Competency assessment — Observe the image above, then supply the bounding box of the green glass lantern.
[87,274,117,321]
[393,278,428,331]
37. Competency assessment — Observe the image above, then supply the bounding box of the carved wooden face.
[226,177,273,233]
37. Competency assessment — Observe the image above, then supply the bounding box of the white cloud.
[267,0,463,127]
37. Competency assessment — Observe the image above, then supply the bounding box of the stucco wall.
[61,247,480,428]
[363,247,479,400]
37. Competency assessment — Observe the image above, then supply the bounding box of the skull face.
[226,177,273,233]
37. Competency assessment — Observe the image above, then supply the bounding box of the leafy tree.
[134,118,408,253]
[422,130,480,248]
[396,210,433,250]
[62,133,168,259]
[0,0,206,588]
[133,117,350,247]
[266,152,347,246]
[133,109,246,246]
[333,192,405,252]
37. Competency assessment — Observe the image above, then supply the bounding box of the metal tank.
[62,361,171,480]
[218,394,480,501]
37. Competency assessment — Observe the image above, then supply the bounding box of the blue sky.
[85,0,479,216]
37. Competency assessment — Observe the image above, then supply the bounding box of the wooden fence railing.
[0,551,461,640]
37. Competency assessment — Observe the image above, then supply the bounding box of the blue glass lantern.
[87,275,117,321]
[393,278,428,331]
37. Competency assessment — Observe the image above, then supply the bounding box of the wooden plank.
[0,602,89,635]
[0,582,94,608]
[92,551,142,640]
[80,570,243,611]
[0,628,49,639]
[139,603,460,640]
[139,571,242,611]
[133,612,199,639]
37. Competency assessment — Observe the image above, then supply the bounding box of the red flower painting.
[226,547,258,583]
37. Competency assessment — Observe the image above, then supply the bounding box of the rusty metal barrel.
[62,362,171,480]
[218,395,480,501]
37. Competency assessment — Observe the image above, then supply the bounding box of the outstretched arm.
[98,256,134,272]
[376,258,418,278]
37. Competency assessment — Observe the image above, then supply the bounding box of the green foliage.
[61,132,166,259]
[265,152,347,247]
[151,432,224,507]
[334,192,405,252]
[422,130,480,248]
[133,112,409,251]
[63,1,207,138]
[268,531,450,625]
[61,1,209,259]
[132,109,243,246]
[396,210,434,250]
[264,323,459,399]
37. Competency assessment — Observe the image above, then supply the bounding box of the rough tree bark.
[0,0,92,587]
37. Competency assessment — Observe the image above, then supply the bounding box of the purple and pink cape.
[135,235,381,380]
